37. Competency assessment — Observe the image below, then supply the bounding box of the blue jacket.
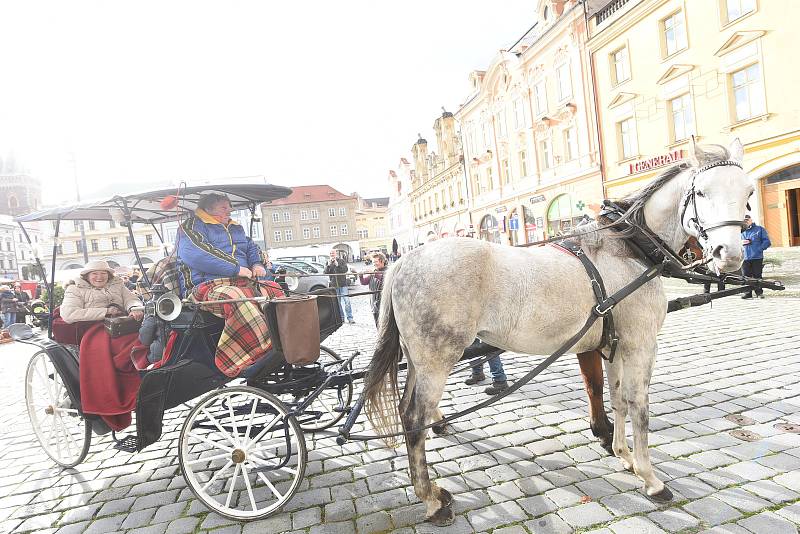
[741,223,771,261]
[177,209,264,294]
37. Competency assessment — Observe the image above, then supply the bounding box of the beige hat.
[80,260,115,277]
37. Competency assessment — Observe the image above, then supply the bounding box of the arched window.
[7,193,19,210]
[547,194,582,237]
[479,214,501,244]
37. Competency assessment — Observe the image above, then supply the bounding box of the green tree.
[41,284,65,307]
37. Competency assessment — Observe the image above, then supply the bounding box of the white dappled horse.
[363,139,753,526]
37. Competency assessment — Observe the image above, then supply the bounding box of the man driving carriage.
[176,193,284,377]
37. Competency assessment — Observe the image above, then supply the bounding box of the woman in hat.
[61,261,143,323]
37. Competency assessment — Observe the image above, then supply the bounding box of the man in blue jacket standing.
[741,214,771,299]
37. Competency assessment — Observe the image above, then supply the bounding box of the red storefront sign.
[628,150,685,175]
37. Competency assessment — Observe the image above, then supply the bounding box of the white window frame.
[271,212,279,223]
[669,93,696,142]
[611,46,631,85]
[283,211,290,222]
[519,150,528,178]
[313,226,321,238]
[284,229,292,241]
[731,63,766,122]
[340,224,348,235]
[303,228,310,239]
[311,209,319,220]
[618,117,639,160]
[540,138,554,170]
[534,81,547,116]
[330,225,338,237]
[725,0,756,24]
[564,127,578,161]
[556,63,572,102]
[328,208,336,217]
[300,210,308,221]
[662,10,688,57]
[273,231,282,242]
[513,97,525,129]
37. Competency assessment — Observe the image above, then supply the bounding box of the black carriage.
[14,183,357,520]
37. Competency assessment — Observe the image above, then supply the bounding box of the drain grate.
[725,414,756,426]
[774,423,800,434]
[729,429,761,442]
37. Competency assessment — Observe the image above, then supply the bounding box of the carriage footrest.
[111,432,138,453]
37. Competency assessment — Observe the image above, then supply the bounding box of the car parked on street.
[271,262,329,293]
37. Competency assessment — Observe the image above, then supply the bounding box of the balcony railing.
[595,0,631,25]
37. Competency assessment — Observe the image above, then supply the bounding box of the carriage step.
[111,432,138,453]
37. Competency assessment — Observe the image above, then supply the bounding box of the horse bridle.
[679,160,748,244]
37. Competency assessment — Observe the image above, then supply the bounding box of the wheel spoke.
[240,464,258,511]
[188,431,235,453]
[184,452,230,466]
[243,398,259,447]
[256,469,285,501]
[200,459,234,492]
[227,394,240,446]
[225,464,240,508]
[246,414,280,450]
[248,453,299,476]
[200,407,238,448]
[33,364,56,405]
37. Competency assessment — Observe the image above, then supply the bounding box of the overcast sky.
[0,1,535,206]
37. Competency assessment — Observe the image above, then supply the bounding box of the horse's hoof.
[600,440,614,456]
[438,487,454,507]
[432,423,449,435]
[647,486,673,502]
[426,503,455,526]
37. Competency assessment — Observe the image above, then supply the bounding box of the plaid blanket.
[192,278,284,377]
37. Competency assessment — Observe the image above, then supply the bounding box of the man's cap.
[744,215,752,220]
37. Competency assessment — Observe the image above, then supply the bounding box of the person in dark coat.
[740,214,771,299]
[13,283,30,324]
[324,250,354,324]
[0,285,17,329]
[359,252,388,326]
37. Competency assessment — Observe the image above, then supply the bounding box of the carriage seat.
[50,306,96,346]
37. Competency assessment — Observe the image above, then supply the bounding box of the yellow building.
[354,196,392,258]
[456,0,603,244]
[588,0,800,246]
[409,110,471,243]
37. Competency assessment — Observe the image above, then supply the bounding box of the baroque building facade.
[386,158,415,254]
[588,0,800,246]
[457,0,603,245]
[409,110,471,244]
[354,196,391,258]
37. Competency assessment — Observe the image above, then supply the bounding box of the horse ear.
[729,138,745,163]
[688,135,701,167]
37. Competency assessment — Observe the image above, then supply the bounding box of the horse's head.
[681,137,754,273]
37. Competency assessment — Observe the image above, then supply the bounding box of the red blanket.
[79,322,144,431]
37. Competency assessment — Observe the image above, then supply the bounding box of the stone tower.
[411,134,429,188]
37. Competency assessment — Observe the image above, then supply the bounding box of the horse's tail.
[363,261,404,447]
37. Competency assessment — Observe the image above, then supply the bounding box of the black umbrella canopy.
[16,182,293,224]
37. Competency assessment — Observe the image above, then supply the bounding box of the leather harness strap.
[551,240,619,363]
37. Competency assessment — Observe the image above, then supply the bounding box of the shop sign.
[535,217,544,228]
[496,205,508,213]
[509,214,520,231]
[628,150,685,175]
[529,194,546,204]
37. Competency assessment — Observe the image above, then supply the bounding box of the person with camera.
[325,250,355,324]
[359,252,388,326]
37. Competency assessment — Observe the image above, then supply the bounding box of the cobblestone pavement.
[1,286,800,534]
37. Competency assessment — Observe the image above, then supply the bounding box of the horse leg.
[431,407,449,435]
[577,350,613,454]
[400,370,454,525]
[625,350,672,501]
[604,358,635,472]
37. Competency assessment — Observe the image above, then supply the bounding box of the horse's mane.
[576,144,732,251]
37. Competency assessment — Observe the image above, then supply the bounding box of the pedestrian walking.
[740,214,771,299]
[0,285,17,329]
[359,252,388,326]
[13,283,30,324]
[324,250,354,324]
[464,339,508,395]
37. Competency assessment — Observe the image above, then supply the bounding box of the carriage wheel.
[179,386,306,520]
[25,350,91,467]
[294,346,354,432]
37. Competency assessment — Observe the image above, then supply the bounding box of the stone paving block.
[308,520,356,534]
[737,511,798,534]
[648,507,701,532]
[715,486,772,512]
[14,512,60,533]
[466,501,526,532]
[742,479,800,504]
[353,487,408,516]
[544,485,584,508]
[486,480,524,502]
[54,521,91,534]
[241,514,292,533]
[120,508,156,529]
[775,501,800,523]
[757,452,800,472]
[773,469,800,491]
[387,503,422,529]
[524,513,573,534]
[452,489,492,514]
[688,450,738,469]
[292,506,322,529]
[609,516,667,534]
[164,516,202,534]
[200,512,237,530]
[415,515,472,534]
[683,496,743,526]
[462,469,494,490]
[576,477,618,499]
[83,514,126,534]
[354,510,391,534]
[667,476,717,498]
[485,464,520,483]
[330,479,369,500]
[557,501,614,529]
[493,526,528,534]
[518,494,558,517]
[96,496,137,517]
[151,501,187,524]
[542,466,587,487]
[526,438,565,456]
[601,490,658,516]
[57,503,101,525]
[721,460,779,481]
